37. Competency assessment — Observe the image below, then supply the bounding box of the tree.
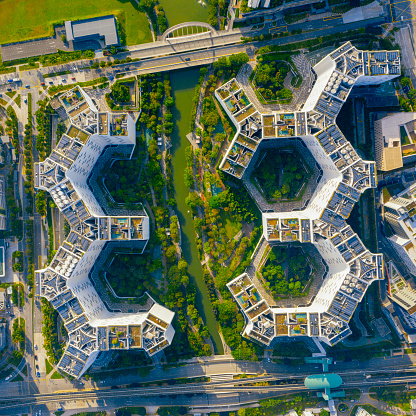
[185,192,202,210]
[111,82,130,102]
[273,189,281,200]
[165,96,174,107]
[400,77,412,88]
[61,34,66,43]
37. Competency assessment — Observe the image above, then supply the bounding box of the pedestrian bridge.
[162,22,217,41]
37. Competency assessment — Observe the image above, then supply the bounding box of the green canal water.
[170,68,224,355]
[158,0,208,27]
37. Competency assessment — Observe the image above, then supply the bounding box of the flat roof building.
[65,15,119,47]
[217,42,400,347]
[374,112,416,171]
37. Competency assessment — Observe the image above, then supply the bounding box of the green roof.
[304,374,342,390]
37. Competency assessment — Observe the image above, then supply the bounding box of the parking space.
[390,0,416,23]
[33,332,47,376]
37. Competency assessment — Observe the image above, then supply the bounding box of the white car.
[5,375,11,381]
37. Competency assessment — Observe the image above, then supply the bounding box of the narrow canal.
[158,0,208,27]
[169,68,224,355]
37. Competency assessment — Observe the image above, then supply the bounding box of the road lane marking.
[323,14,342,21]
[269,25,287,34]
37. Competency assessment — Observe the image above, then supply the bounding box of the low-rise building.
[65,15,119,48]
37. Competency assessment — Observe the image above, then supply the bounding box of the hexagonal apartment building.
[216,42,400,347]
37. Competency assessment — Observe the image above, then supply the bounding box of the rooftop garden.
[251,148,312,202]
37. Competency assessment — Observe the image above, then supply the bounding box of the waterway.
[169,68,224,355]
[158,0,208,28]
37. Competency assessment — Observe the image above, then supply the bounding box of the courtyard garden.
[251,55,294,103]
[260,245,314,298]
[106,78,138,111]
[105,252,159,299]
[252,148,312,202]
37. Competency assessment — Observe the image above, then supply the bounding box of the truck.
[12,78,20,83]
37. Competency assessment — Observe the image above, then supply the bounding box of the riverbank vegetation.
[102,71,214,361]
[183,56,267,359]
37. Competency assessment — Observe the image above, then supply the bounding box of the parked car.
[37,372,40,377]
[25,85,30,89]
[35,344,38,350]
[35,355,38,360]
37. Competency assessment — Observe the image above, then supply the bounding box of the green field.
[0,0,152,46]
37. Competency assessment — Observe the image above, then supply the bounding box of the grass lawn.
[0,0,152,46]
[51,370,64,379]
[45,358,53,375]
[220,210,242,240]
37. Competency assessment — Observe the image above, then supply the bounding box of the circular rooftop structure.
[304,374,342,390]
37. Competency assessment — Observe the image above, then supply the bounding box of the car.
[6,88,12,91]
[25,85,30,89]
[49,81,53,85]
[109,75,114,81]
[39,410,42,415]
[37,372,40,377]
[7,79,12,83]
[36,364,39,369]
[72,77,76,81]
[35,344,38,350]
[24,98,27,104]
[40,82,45,86]
[125,67,130,71]
[99,381,104,383]
[267,358,271,362]
[185,57,190,61]
[5,376,11,381]
[35,355,38,360]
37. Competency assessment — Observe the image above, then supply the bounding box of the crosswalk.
[210,373,235,382]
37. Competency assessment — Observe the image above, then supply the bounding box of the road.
[0,15,386,90]
[1,364,416,415]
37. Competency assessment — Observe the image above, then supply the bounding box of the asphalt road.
[1,367,416,415]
